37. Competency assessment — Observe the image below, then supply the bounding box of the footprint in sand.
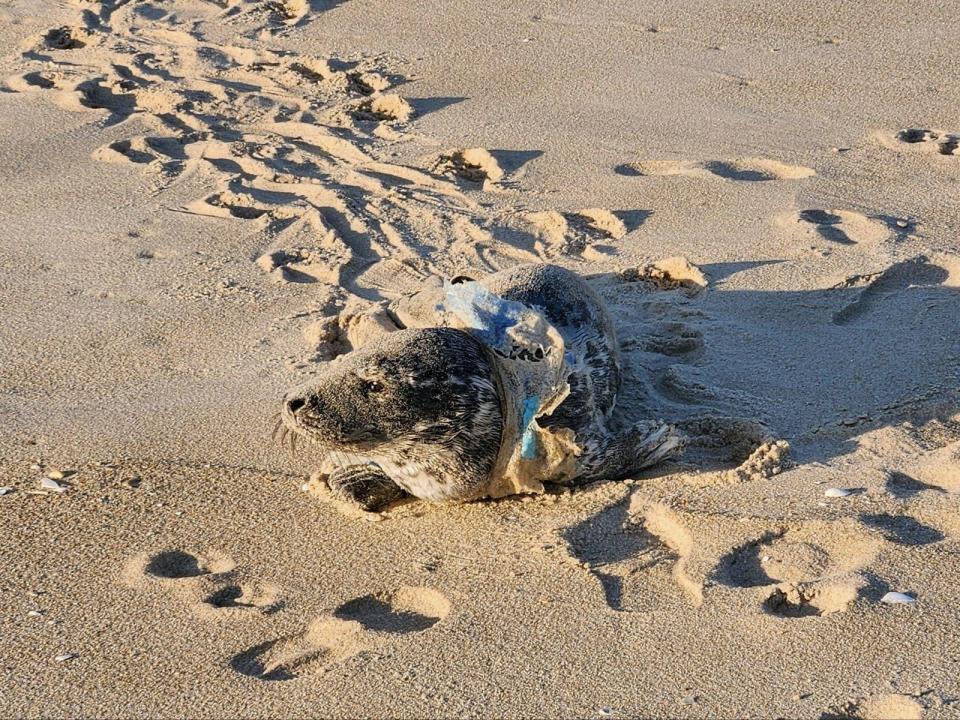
[713,521,882,618]
[884,470,947,500]
[831,256,958,325]
[615,256,709,296]
[254,211,357,286]
[124,549,283,617]
[230,586,450,681]
[524,208,632,258]
[639,322,705,357]
[860,513,945,546]
[616,157,815,181]
[821,693,925,720]
[784,208,892,247]
[41,26,91,51]
[881,127,960,157]
[559,497,701,612]
[6,0,493,300]
[230,617,365,681]
[431,147,505,186]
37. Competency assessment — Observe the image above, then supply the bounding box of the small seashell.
[46,470,65,480]
[54,653,77,662]
[598,708,615,718]
[40,477,67,493]
[0,487,14,496]
[27,609,45,617]
[681,695,697,706]
[881,591,917,605]
[824,487,852,497]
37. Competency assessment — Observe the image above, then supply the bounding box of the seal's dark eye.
[363,379,383,392]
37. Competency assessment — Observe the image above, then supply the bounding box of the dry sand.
[1,0,959,717]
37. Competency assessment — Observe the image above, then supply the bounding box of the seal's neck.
[373,364,504,502]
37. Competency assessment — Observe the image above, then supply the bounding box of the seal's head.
[281,327,504,500]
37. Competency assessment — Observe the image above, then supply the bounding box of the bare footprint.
[832,256,954,325]
[822,693,925,720]
[333,585,451,633]
[763,581,860,618]
[559,497,700,612]
[676,415,789,481]
[230,617,364,681]
[525,209,628,258]
[124,550,282,616]
[617,157,815,181]
[783,208,891,246]
[713,521,881,617]
[140,549,235,579]
[878,127,960,157]
[860,513,945,546]
[884,470,946,500]
[230,586,449,681]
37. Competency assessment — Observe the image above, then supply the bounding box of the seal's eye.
[354,370,384,393]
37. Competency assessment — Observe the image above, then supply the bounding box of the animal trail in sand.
[5,0,629,307]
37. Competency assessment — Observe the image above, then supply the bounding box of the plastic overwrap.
[434,280,581,497]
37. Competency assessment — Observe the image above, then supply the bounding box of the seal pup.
[281,264,680,510]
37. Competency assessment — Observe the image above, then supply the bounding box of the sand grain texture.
[1,0,959,718]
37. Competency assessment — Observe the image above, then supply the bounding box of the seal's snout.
[286,396,306,414]
[281,391,314,433]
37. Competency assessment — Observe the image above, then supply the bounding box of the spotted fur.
[282,264,678,509]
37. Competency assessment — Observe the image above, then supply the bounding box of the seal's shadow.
[593,255,960,466]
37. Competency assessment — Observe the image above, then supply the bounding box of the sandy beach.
[1,0,958,717]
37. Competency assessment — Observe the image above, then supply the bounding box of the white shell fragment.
[54,653,77,662]
[0,487,14,496]
[881,591,917,605]
[824,487,853,497]
[40,477,67,493]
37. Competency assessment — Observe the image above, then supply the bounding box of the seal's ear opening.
[450,274,475,285]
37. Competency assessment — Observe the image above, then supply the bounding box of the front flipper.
[577,421,683,484]
[327,464,408,511]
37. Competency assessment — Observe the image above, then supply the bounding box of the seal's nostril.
[286,397,306,414]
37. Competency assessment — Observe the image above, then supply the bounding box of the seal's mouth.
[275,394,387,453]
